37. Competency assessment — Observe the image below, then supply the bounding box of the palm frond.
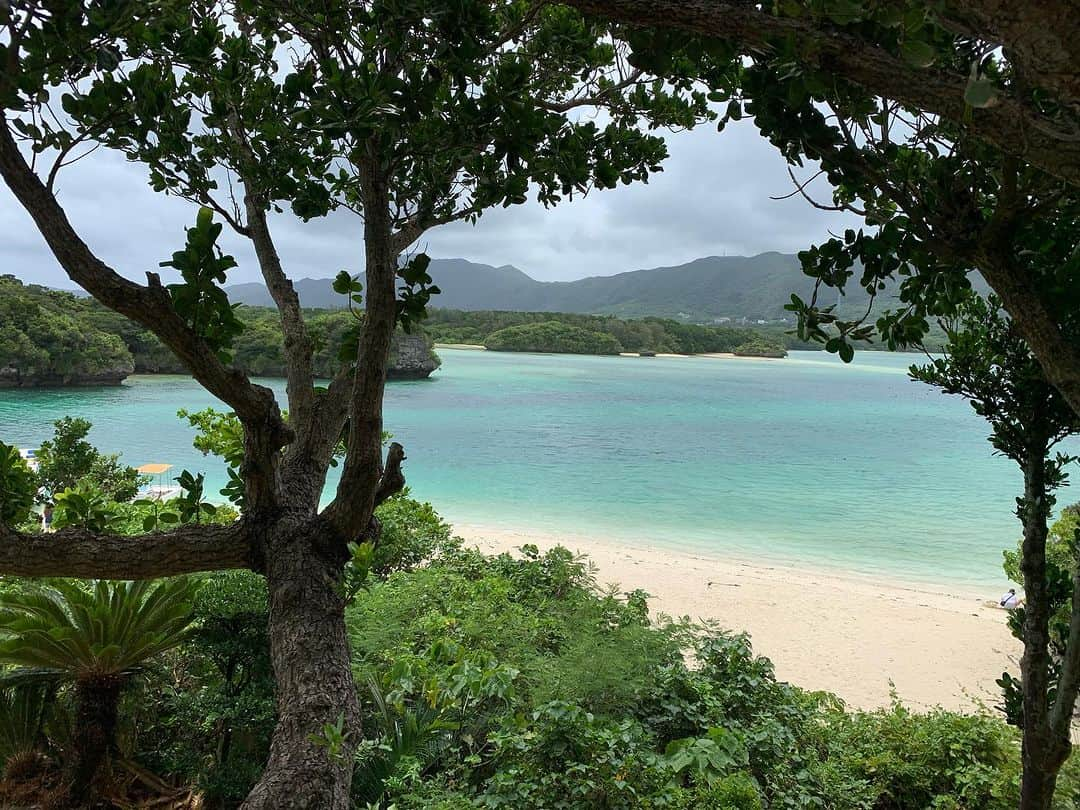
[0,578,199,683]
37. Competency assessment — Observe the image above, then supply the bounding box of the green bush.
[134,570,275,806]
[0,442,36,528]
[371,489,459,577]
[344,542,1080,810]
[34,416,144,503]
[485,322,623,354]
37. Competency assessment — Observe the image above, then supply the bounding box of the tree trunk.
[1017,444,1066,810]
[240,516,359,810]
[68,676,121,806]
[1020,764,1060,810]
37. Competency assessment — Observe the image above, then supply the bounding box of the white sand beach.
[458,525,1020,713]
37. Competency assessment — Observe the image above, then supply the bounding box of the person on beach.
[1000,588,1020,609]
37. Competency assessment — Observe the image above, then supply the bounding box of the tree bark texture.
[69,676,122,806]
[0,521,252,579]
[1017,448,1062,810]
[239,516,359,810]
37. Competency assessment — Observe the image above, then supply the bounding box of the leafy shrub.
[0,442,36,528]
[135,570,275,806]
[371,489,459,577]
[485,321,623,354]
[34,416,144,503]
[480,702,677,809]
[51,480,123,532]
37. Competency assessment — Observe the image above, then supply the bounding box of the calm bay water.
[0,349,1062,591]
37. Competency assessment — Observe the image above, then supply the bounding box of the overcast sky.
[1,119,862,289]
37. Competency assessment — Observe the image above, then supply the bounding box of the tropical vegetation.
[0,275,132,385]
[0,277,440,382]
[427,309,787,355]
[4,489,1079,808]
[2,0,1080,808]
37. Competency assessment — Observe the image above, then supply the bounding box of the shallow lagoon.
[1,349,1061,590]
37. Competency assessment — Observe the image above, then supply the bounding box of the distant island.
[0,276,439,387]
[425,310,788,357]
[3,274,795,388]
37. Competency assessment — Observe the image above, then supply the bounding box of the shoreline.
[455,523,1019,713]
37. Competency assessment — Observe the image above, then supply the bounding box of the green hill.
[0,275,132,386]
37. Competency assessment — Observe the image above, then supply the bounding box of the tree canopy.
[0,2,716,806]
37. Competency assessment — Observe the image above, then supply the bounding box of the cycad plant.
[0,683,52,779]
[0,579,197,803]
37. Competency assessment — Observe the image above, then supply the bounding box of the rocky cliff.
[0,364,131,388]
[387,333,441,380]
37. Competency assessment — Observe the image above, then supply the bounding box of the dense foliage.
[484,322,623,355]
[60,538,1070,809]
[0,442,35,527]
[340,543,1071,809]
[35,417,144,505]
[0,276,439,381]
[426,309,787,355]
[0,275,132,384]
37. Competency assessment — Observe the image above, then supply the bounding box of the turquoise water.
[0,349,1064,591]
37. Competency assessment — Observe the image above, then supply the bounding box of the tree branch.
[539,68,646,113]
[937,0,1080,110]
[0,520,253,580]
[242,192,316,433]
[559,0,1080,188]
[974,252,1080,433]
[374,442,406,507]
[1051,571,1080,741]
[322,157,401,536]
[0,117,290,450]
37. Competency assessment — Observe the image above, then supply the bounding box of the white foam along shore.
[454,523,1019,714]
[435,345,784,360]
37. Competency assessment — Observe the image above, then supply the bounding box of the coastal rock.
[387,333,441,380]
[0,364,130,387]
[733,348,787,359]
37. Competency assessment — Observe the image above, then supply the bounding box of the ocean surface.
[1,349,1067,591]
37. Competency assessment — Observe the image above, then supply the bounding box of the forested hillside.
[0,276,132,386]
[425,309,787,355]
[0,277,439,382]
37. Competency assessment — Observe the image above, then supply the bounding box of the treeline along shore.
[2,276,794,386]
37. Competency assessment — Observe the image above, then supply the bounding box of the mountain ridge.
[223,252,990,322]
[224,253,848,321]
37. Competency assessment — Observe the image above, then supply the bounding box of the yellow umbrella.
[137,463,173,475]
[137,463,174,500]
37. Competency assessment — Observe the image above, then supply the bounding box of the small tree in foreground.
[35,417,144,505]
[912,296,1080,810]
[0,579,197,805]
[0,2,707,805]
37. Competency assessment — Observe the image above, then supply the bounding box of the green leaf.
[900,40,937,69]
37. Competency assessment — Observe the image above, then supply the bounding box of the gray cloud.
[1,119,861,289]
